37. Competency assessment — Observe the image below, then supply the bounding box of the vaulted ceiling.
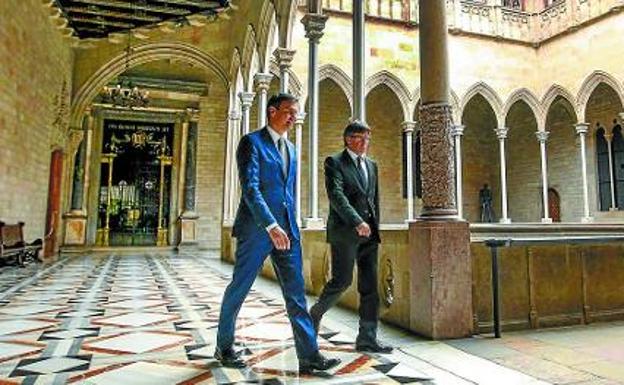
[54,0,231,39]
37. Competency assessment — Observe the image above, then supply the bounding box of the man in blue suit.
[215,94,340,374]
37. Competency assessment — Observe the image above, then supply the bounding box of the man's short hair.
[343,120,371,145]
[266,93,298,120]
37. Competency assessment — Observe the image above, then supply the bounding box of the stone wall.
[0,0,74,240]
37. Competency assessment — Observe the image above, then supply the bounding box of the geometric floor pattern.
[0,253,431,385]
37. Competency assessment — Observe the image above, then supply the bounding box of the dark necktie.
[356,156,368,188]
[278,138,288,177]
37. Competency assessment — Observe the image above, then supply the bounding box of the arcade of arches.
[3,0,624,340]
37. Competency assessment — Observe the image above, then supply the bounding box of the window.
[402,130,421,198]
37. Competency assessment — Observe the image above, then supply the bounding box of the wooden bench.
[0,222,42,267]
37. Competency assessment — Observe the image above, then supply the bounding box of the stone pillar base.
[499,218,512,224]
[303,217,325,229]
[178,213,199,246]
[541,218,553,224]
[62,211,87,246]
[409,220,473,339]
[581,216,594,223]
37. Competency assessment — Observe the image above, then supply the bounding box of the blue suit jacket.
[232,127,299,240]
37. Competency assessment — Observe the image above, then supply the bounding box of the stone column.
[295,113,306,226]
[180,115,200,246]
[226,110,241,221]
[353,0,366,121]
[452,124,465,219]
[63,109,94,246]
[402,121,416,221]
[409,0,472,340]
[575,123,593,222]
[302,12,328,229]
[255,73,273,128]
[604,130,618,210]
[495,127,511,224]
[536,131,552,223]
[274,48,296,94]
[239,91,255,135]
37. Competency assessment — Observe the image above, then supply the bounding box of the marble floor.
[0,251,621,385]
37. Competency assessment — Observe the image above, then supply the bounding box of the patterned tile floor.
[0,252,621,385]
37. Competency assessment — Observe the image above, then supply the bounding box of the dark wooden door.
[44,150,64,257]
[548,188,561,222]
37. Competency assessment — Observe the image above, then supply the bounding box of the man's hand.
[356,222,371,237]
[269,226,291,250]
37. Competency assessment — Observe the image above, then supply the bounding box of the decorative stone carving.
[535,130,550,143]
[273,48,296,72]
[419,102,457,216]
[254,73,273,92]
[302,13,328,44]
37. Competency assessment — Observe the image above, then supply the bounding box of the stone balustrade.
[314,0,623,45]
[222,223,624,335]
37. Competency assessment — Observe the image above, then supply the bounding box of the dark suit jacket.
[325,149,380,244]
[232,127,299,240]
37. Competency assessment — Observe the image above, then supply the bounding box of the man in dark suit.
[309,121,392,353]
[215,94,340,374]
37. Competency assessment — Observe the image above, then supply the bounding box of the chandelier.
[101,34,149,108]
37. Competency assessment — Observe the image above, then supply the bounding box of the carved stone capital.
[535,130,550,143]
[575,122,589,136]
[295,112,307,126]
[302,13,328,43]
[238,91,255,109]
[451,124,465,137]
[401,121,417,134]
[254,73,273,92]
[273,48,296,71]
[419,102,457,216]
[495,127,508,140]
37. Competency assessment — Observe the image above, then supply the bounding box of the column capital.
[254,73,273,92]
[535,130,550,143]
[401,121,417,133]
[604,132,614,142]
[238,91,255,108]
[451,124,465,137]
[575,122,589,135]
[301,13,328,43]
[495,127,508,140]
[273,47,296,70]
[295,112,307,126]
[619,112,624,122]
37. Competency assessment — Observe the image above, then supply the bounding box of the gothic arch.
[541,84,579,124]
[70,42,228,128]
[241,24,260,91]
[229,48,242,85]
[503,88,544,131]
[257,0,277,71]
[366,71,412,122]
[318,64,354,113]
[577,70,624,120]
[460,82,504,127]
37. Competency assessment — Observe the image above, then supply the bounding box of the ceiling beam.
[71,0,190,15]
[65,6,161,22]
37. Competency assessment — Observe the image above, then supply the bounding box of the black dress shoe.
[299,353,341,374]
[355,340,393,354]
[214,347,246,368]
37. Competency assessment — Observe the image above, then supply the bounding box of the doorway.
[97,120,174,246]
[44,150,64,257]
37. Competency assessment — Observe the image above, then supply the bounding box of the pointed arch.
[461,82,504,127]
[503,88,544,130]
[70,42,228,128]
[229,47,242,85]
[577,70,624,121]
[318,64,353,113]
[541,84,579,124]
[241,24,260,91]
[257,0,277,71]
[365,71,412,122]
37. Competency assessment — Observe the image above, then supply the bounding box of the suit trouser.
[216,231,318,360]
[313,238,379,340]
